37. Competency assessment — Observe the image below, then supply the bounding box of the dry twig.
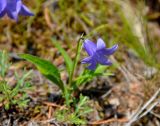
[125,88,160,126]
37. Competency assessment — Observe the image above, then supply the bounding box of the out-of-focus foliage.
[0,51,32,110]
[0,51,10,78]
[113,0,160,68]
[0,0,159,69]
[55,94,92,125]
[51,37,73,77]
[0,0,159,125]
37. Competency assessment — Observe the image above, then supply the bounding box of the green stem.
[69,35,83,87]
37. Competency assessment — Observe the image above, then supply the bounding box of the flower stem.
[69,34,83,87]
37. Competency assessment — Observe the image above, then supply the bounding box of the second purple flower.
[0,0,34,21]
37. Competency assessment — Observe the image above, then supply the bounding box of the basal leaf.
[51,38,73,77]
[19,54,64,91]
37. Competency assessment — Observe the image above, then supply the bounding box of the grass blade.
[51,38,73,77]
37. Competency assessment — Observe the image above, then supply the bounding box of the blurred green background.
[0,0,160,68]
[0,0,160,125]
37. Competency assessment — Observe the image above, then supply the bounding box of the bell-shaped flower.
[0,0,34,21]
[81,38,118,70]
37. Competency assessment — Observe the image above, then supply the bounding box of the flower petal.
[7,0,22,13]
[7,10,18,20]
[0,0,6,12]
[19,5,34,16]
[87,61,97,70]
[96,55,112,65]
[83,39,96,56]
[81,56,92,64]
[97,56,112,65]
[102,44,118,55]
[6,0,22,20]
[96,38,106,50]
[0,9,6,18]
[16,0,22,13]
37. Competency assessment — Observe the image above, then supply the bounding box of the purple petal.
[102,44,118,55]
[98,57,112,65]
[83,39,96,56]
[82,38,118,70]
[7,0,22,13]
[19,5,34,16]
[81,56,92,64]
[7,11,18,20]
[87,60,97,70]
[16,0,22,13]
[6,0,22,20]
[96,38,106,50]
[0,0,6,12]
[0,9,6,18]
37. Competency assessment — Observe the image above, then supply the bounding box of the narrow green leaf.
[74,65,113,86]
[19,54,64,91]
[51,38,73,77]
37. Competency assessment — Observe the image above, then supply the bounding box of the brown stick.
[89,118,128,125]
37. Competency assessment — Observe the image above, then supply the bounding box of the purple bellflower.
[81,38,118,70]
[0,0,34,21]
